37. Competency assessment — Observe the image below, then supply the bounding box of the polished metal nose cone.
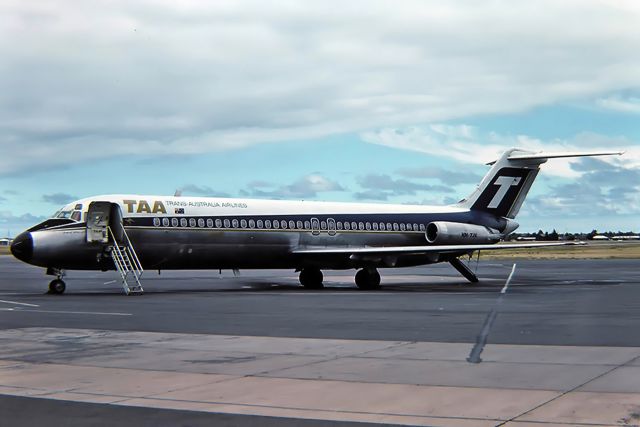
[10,232,33,263]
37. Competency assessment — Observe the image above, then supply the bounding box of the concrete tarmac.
[1,256,639,426]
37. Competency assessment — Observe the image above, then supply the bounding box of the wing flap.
[292,241,584,256]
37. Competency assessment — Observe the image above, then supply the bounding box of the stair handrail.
[106,225,143,277]
[121,226,143,276]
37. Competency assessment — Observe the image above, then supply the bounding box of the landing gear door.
[86,202,112,243]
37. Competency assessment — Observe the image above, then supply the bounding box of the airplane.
[10,148,623,295]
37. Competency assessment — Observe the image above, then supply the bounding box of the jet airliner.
[10,148,622,294]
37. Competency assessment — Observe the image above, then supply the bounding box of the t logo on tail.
[488,176,521,208]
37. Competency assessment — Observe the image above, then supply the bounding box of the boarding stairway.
[107,226,144,295]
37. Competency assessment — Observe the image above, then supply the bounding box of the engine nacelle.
[425,221,502,245]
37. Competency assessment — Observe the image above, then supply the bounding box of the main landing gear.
[46,267,66,294]
[299,267,383,290]
[299,268,324,289]
[355,268,381,290]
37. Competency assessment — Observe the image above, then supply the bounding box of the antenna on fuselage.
[174,189,182,197]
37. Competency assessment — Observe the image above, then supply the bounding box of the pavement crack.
[495,352,640,427]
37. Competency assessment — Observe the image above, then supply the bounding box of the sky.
[1,0,639,235]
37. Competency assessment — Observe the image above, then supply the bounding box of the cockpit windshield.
[53,210,73,219]
[52,204,83,222]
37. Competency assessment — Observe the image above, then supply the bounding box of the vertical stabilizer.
[457,148,623,219]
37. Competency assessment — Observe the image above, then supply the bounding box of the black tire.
[355,269,381,290]
[299,268,324,289]
[48,279,66,295]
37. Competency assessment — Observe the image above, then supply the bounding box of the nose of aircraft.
[10,232,33,263]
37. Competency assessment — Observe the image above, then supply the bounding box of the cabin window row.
[152,217,426,232]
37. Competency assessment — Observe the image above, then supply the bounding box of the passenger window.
[249,219,255,228]
[153,218,160,226]
[215,219,222,228]
[241,219,247,228]
[198,218,205,227]
[358,222,364,230]
[351,222,357,230]
[419,224,426,231]
[393,223,399,231]
[207,219,213,228]
[172,218,179,227]
[387,223,392,230]
[400,223,406,231]
[273,220,279,229]
[281,220,287,229]
[321,221,327,229]
[296,220,303,229]
[189,218,196,227]
[162,218,170,227]
[337,222,343,230]
[344,222,350,230]
[232,219,239,228]
[266,220,272,228]
[181,218,188,227]
[365,222,371,230]
[257,219,263,228]
[304,220,310,229]
[224,219,230,228]
[413,223,419,231]
[373,222,378,231]
[289,220,296,229]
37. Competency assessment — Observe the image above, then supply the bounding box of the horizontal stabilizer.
[486,150,623,165]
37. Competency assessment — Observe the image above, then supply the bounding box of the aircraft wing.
[292,241,584,256]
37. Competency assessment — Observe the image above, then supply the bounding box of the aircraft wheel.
[299,268,324,289]
[48,279,66,295]
[355,268,381,290]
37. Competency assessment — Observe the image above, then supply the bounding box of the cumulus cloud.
[526,158,640,216]
[354,173,453,201]
[2,0,640,174]
[597,95,640,114]
[41,193,78,205]
[361,125,639,178]
[396,166,482,185]
[0,210,46,228]
[180,184,230,198]
[240,174,345,199]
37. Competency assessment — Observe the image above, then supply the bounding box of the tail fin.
[457,148,623,219]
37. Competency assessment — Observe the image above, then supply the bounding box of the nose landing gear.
[48,279,66,295]
[46,267,66,294]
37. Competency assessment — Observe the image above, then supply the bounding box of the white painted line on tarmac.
[501,263,517,294]
[0,308,132,316]
[0,299,39,307]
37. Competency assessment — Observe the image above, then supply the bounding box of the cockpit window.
[55,210,73,219]
[70,211,82,221]
[74,204,83,210]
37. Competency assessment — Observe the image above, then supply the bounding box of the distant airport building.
[0,238,12,246]
[592,235,610,240]
[612,235,640,240]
